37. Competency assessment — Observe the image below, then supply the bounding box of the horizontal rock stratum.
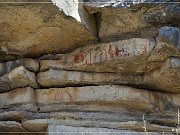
[0,0,179,134]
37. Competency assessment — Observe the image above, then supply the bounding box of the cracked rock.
[159,26,180,49]
[0,87,37,112]
[0,58,39,76]
[0,66,38,92]
[0,0,97,58]
[0,121,27,132]
[37,69,142,87]
[35,85,164,112]
[40,38,155,74]
[144,57,180,93]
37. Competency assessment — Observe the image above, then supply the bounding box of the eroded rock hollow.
[0,0,180,134]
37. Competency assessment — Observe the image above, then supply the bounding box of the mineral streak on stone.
[0,87,36,111]
[37,69,143,87]
[144,57,180,93]
[40,38,155,74]
[0,0,97,58]
[0,66,38,92]
[0,58,39,76]
[35,85,163,112]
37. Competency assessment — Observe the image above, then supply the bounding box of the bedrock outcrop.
[0,0,97,60]
[0,0,179,134]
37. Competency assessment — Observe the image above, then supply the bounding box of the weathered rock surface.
[35,85,164,112]
[159,27,180,49]
[40,38,155,74]
[85,1,180,41]
[144,3,180,24]
[0,87,37,112]
[144,57,180,93]
[0,66,38,92]
[47,124,167,134]
[0,0,97,59]
[22,119,48,132]
[0,1,179,134]
[0,109,179,133]
[39,33,180,75]
[37,69,142,87]
[0,121,27,133]
[0,58,39,76]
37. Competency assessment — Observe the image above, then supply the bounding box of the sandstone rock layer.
[0,0,179,134]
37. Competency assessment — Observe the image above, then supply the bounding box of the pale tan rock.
[40,38,155,74]
[48,119,172,133]
[0,87,36,111]
[0,58,39,76]
[0,121,27,132]
[0,111,29,121]
[35,85,163,112]
[163,93,180,108]
[146,28,180,72]
[171,94,180,106]
[37,69,142,87]
[0,66,38,92]
[21,118,173,133]
[22,119,48,132]
[144,57,180,93]
[84,3,164,41]
[0,0,96,57]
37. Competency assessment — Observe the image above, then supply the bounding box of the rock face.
[37,69,143,87]
[35,85,164,112]
[0,87,37,112]
[0,0,179,134]
[0,66,38,92]
[40,38,156,74]
[144,57,180,93]
[0,58,39,76]
[0,0,96,58]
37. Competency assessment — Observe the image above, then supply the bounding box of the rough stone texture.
[93,7,155,40]
[159,27,180,49]
[0,1,179,134]
[0,87,37,112]
[22,119,48,132]
[144,57,180,93]
[84,1,180,41]
[47,125,163,135]
[37,69,142,87]
[40,38,155,74]
[0,121,27,133]
[144,3,180,25]
[39,29,180,74]
[0,0,97,58]
[35,85,164,112]
[0,66,38,92]
[0,58,39,76]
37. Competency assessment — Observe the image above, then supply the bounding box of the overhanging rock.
[84,0,180,41]
[0,0,97,59]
